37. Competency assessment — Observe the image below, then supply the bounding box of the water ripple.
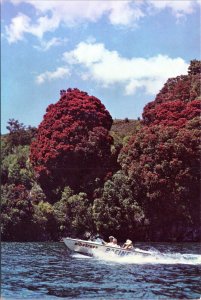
[2,242,201,299]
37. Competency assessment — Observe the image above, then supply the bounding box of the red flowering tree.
[118,121,200,241]
[30,88,113,200]
[143,99,200,128]
[143,60,201,127]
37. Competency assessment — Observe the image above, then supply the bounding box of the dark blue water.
[1,242,201,299]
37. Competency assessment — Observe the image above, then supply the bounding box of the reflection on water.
[2,242,201,299]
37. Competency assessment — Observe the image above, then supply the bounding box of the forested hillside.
[1,60,200,242]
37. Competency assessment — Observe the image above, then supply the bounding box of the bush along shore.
[1,60,201,242]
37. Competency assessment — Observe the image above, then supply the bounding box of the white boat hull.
[63,237,151,257]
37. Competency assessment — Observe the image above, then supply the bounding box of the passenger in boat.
[122,239,133,250]
[106,236,115,246]
[112,238,120,248]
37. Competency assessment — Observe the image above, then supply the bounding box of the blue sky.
[1,0,200,133]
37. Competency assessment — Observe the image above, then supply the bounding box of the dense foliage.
[142,60,201,127]
[118,121,200,240]
[30,88,113,200]
[92,171,145,241]
[1,184,31,240]
[1,60,200,242]
[6,118,37,149]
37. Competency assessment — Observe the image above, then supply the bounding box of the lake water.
[1,242,201,299]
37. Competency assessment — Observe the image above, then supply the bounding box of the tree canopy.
[30,88,113,200]
[118,122,200,240]
[142,60,201,127]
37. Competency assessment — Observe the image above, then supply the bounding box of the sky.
[1,0,201,134]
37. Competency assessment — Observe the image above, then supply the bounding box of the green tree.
[93,171,145,241]
[1,145,34,189]
[29,183,46,204]
[1,184,34,241]
[32,201,57,241]
[53,187,93,238]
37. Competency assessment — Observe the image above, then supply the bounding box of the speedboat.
[63,237,152,257]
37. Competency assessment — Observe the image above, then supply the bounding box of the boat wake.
[90,249,201,265]
[72,253,90,259]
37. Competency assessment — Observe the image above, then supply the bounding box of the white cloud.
[106,1,145,26]
[125,78,167,95]
[5,13,31,43]
[5,11,59,43]
[4,1,144,42]
[34,37,68,52]
[36,67,70,84]
[10,0,144,25]
[27,15,60,39]
[5,0,200,43]
[149,0,200,18]
[63,42,188,95]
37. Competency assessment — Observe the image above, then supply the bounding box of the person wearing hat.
[123,239,133,250]
[106,236,115,246]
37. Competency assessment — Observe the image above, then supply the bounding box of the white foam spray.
[73,249,201,265]
[72,253,91,259]
[93,249,201,265]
